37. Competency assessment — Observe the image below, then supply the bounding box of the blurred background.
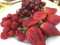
[0,0,60,12]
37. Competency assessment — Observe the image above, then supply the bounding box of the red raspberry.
[18,17,23,23]
[18,34,25,41]
[8,30,15,37]
[11,21,19,29]
[22,18,38,27]
[1,32,8,39]
[2,20,11,27]
[2,17,7,21]
[7,14,12,19]
[16,30,23,36]
[12,14,18,21]
[3,27,10,33]
[33,11,46,21]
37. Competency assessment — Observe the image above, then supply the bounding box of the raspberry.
[22,18,38,27]
[7,14,12,19]
[2,17,7,21]
[16,30,23,36]
[12,14,18,21]
[2,20,11,27]
[3,27,10,33]
[18,17,23,23]
[1,32,8,39]
[18,34,25,41]
[11,21,19,29]
[8,30,15,37]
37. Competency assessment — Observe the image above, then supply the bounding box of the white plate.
[0,1,60,45]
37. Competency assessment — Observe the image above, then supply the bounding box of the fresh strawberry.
[40,22,60,36]
[44,7,57,14]
[26,26,45,45]
[47,14,60,25]
[22,18,38,27]
[33,11,46,21]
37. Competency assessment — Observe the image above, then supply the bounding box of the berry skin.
[47,14,60,26]
[2,20,11,27]
[33,11,46,21]
[1,32,8,39]
[18,34,25,41]
[11,21,19,29]
[26,26,45,45]
[40,22,60,36]
[16,30,23,36]
[44,7,57,14]
[18,17,23,23]
[12,14,18,21]
[3,27,10,33]
[7,14,12,19]
[8,30,15,37]
[22,18,38,27]
[2,17,7,21]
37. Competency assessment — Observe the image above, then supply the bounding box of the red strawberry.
[44,7,57,14]
[26,26,45,45]
[47,14,60,26]
[22,18,38,27]
[40,22,60,36]
[33,11,46,21]
[8,30,15,37]
[2,20,11,27]
[3,27,10,33]
[1,32,8,39]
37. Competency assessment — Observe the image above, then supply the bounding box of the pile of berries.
[0,0,60,45]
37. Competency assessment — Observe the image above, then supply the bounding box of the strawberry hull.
[40,22,60,36]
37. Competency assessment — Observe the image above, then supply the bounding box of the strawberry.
[40,22,60,36]
[22,18,38,27]
[33,11,46,21]
[47,14,60,26]
[44,7,57,14]
[26,26,45,45]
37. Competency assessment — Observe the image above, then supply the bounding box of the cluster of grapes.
[17,0,46,17]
